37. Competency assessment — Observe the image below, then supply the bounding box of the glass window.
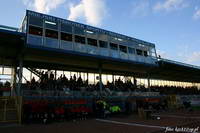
[136,49,143,56]
[128,47,135,54]
[75,35,85,44]
[119,45,127,53]
[61,23,72,33]
[110,43,118,50]
[85,30,95,34]
[29,26,43,36]
[21,17,27,33]
[99,40,108,48]
[87,38,97,46]
[61,32,72,42]
[144,51,148,57]
[45,29,58,39]
[74,27,85,35]
[45,20,58,30]
[29,16,43,27]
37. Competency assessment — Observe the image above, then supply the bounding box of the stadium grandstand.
[0,10,200,126]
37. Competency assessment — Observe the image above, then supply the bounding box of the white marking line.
[96,119,166,129]
[152,114,200,119]
[0,124,21,128]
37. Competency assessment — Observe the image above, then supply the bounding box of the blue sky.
[0,0,200,65]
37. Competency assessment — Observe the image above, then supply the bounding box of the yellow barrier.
[138,108,146,119]
[167,95,178,109]
[0,96,22,124]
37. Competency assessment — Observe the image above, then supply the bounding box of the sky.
[0,0,200,66]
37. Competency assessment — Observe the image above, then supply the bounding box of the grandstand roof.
[151,59,200,83]
[0,26,25,66]
[0,26,200,83]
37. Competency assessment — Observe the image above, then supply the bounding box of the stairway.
[0,96,22,123]
[26,67,42,78]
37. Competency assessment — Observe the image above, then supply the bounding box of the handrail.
[0,25,19,32]
[22,89,160,97]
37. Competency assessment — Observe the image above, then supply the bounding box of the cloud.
[22,0,65,13]
[68,0,107,26]
[157,47,200,66]
[185,52,200,63]
[177,44,200,65]
[22,0,107,26]
[153,0,188,12]
[193,8,200,20]
[68,2,84,21]
[131,0,150,17]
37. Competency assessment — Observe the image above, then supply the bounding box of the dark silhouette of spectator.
[44,72,48,81]
[50,72,54,80]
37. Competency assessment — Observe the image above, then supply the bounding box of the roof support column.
[99,63,102,94]
[83,72,85,81]
[87,72,89,85]
[55,70,57,80]
[17,58,23,96]
[133,77,137,86]
[112,74,115,84]
[106,74,108,83]
[94,73,96,84]
[147,74,151,92]
[11,66,17,96]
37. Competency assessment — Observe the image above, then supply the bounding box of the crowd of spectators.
[0,81,11,89]
[26,71,88,91]
[24,71,138,92]
[22,71,200,96]
[105,78,137,92]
